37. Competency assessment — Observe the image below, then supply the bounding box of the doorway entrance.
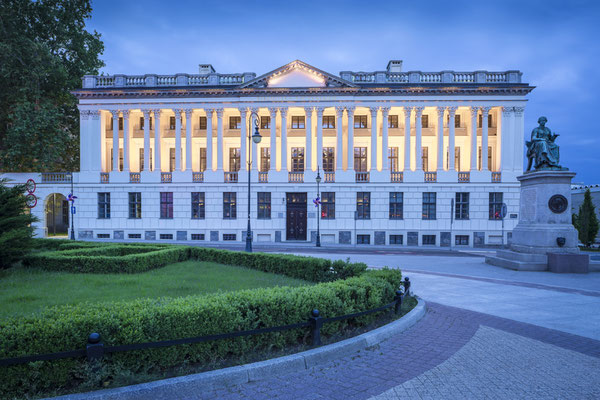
[45,193,68,236]
[286,192,307,241]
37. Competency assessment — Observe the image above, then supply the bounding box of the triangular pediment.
[240,60,356,89]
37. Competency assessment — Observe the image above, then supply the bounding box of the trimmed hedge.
[22,245,190,273]
[0,269,402,399]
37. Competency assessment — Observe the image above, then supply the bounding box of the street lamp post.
[70,171,75,240]
[245,110,262,252]
[316,166,321,247]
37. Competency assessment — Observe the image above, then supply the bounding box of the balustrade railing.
[192,172,204,183]
[161,172,172,183]
[129,172,140,183]
[100,172,109,183]
[258,171,268,183]
[492,172,502,183]
[386,73,409,83]
[458,172,470,183]
[391,171,403,183]
[424,172,437,182]
[224,172,238,183]
[41,173,71,183]
[486,73,507,83]
[324,172,335,183]
[453,73,475,83]
[356,172,370,183]
[420,73,442,83]
[288,172,304,183]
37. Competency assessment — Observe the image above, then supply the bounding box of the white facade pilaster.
[414,107,424,171]
[216,109,223,170]
[250,108,259,171]
[153,109,161,172]
[448,106,457,171]
[470,107,478,171]
[184,109,193,171]
[481,106,491,171]
[316,107,324,170]
[280,107,288,172]
[91,110,102,172]
[369,107,378,172]
[174,109,182,171]
[304,107,313,171]
[122,109,130,172]
[239,108,247,170]
[404,107,411,171]
[79,110,91,172]
[500,106,513,172]
[336,106,344,171]
[269,107,277,171]
[142,109,151,172]
[381,107,390,170]
[436,106,444,172]
[346,107,355,171]
[205,109,213,171]
[111,110,119,172]
[514,106,525,173]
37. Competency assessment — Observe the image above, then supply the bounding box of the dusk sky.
[87,0,600,184]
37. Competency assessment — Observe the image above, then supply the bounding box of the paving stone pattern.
[178,303,600,400]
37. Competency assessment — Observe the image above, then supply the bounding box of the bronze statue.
[526,116,563,171]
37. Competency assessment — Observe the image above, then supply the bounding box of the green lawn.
[0,261,311,319]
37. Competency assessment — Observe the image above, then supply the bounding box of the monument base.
[485,250,548,271]
[548,253,589,273]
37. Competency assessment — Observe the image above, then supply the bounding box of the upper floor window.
[198,116,207,130]
[139,148,152,171]
[260,116,271,129]
[199,148,207,172]
[291,147,305,172]
[229,116,241,130]
[223,192,236,219]
[257,192,271,219]
[229,148,241,172]
[421,114,429,128]
[478,146,492,171]
[128,192,142,219]
[388,115,398,129]
[455,192,469,220]
[356,192,370,220]
[354,147,368,172]
[260,148,270,172]
[169,116,176,130]
[354,115,367,129]
[389,147,399,172]
[191,192,205,219]
[323,115,335,129]
[321,192,335,219]
[323,147,335,172]
[422,192,436,220]
[291,116,305,129]
[98,193,110,219]
[422,147,429,171]
[169,148,175,172]
[160,192,173,219]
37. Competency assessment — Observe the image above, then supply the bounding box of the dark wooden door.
[286,193,307,240]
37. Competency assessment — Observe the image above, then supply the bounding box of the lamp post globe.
[246,112,262,253]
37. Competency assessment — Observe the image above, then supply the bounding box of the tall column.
[153,109,162,172]
[280,107,288,172]
[269,107,277,171]
[122,110,130,172]
[381,107,390,170]
[403,107,411,171]
[239,108,247,170]
[448,106,457,171]
[369,107,378,172]
[470,107,478,171]
[347,107,355,171]
[436,106,444,172]
[481,106,491,171]
[79,110,91,172]
[111,110,120,172]
[216,108,223,170]
[90,110,102,172]
[184,109,193,171]
[414,107,424,171]
[250,108,259,171]
[142,110,151,172]
[205,109,213,171]
[513,106,525,173]
[335,106,344,171]
[304,107,313,171]
[316,107,324,170]
[174,109,182,171]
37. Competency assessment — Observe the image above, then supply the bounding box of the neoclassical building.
[3,60,533,246]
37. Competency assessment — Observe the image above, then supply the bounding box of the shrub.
[0,270,401,399]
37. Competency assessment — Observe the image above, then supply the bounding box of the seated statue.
[526,116,562,171]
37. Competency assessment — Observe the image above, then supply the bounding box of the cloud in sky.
[87,0,600,183]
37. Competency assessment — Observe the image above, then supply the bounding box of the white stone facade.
[2,60,533,247]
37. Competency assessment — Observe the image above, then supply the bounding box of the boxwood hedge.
[0,269,402,399]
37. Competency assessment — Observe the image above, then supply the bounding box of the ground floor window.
[128,233,141,239]
[160,233,173,240]
[390,234,403,245]
[422,234,436,245]
[223,233,237,241]
[455,235,469,245]
[191,233,205,240]
[357,234,370,244]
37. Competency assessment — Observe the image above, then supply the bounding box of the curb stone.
[48,298,426,400]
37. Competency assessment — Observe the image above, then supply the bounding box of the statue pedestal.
[485,170,590,272]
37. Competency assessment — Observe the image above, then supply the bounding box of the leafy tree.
[0,0,104,172]
[573,189,600,248]
[0,179,38,268]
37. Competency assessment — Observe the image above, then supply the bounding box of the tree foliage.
[0,0,104,172]
[0,179,38,268]
[573,189,600,247]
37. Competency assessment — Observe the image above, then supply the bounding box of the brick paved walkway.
[165,303,600,400]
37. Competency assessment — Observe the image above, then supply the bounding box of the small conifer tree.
[573,189,600,247]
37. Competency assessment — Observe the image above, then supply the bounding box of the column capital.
[249,107,259,115]
[315,107,325,117]
[268,107,278,117]
[502,106,513,117]
[335,106,345,117]
[369,106,379,115]
[413,106,424,117]
[279,107,288,117]
[90,110,100,120]
[204,108,214,116]
[446,106,458,116]
[346,106,355,116]
[182,108,194,116]
[304,106,314,115]
[141,109,152,118]
[174,109,183,119]
[80,110,92,120]
[480,106,492,114]
[215,108,224,118]
[401,106,411,116]
[110,109,120,117]
[469,106,479,118]
[121,109,130,119]
[152,109,163,117]
[436,106,445,116]
[238,107,248,117]
[381,107,390,117]
[513,106,525,116]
